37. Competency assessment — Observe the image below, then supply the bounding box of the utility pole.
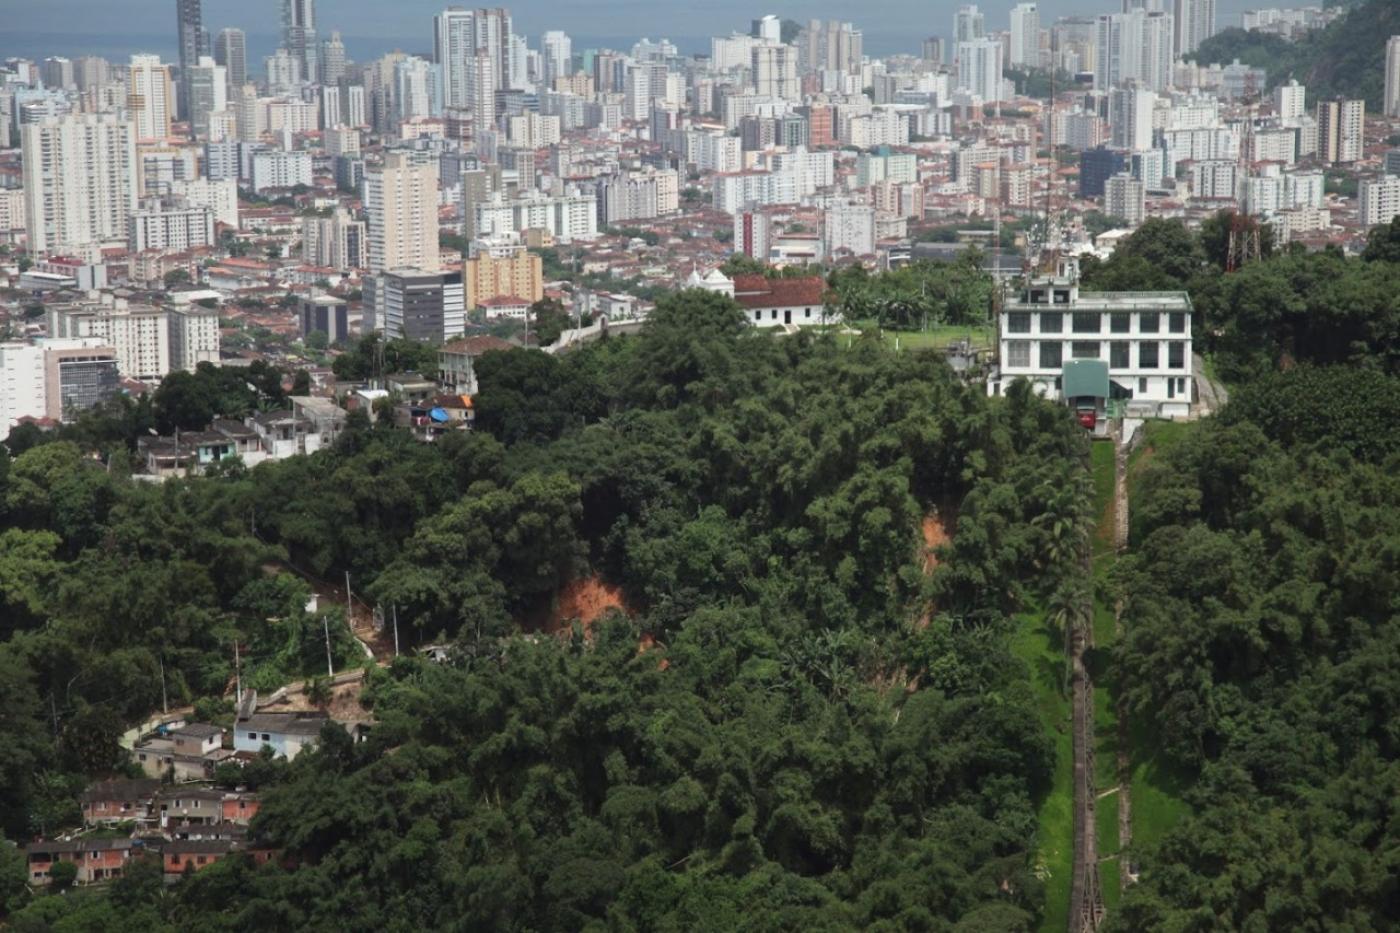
[393,604,400,657]
[323,613,335,678]
[159,655,168,714]
[234,641,242,707]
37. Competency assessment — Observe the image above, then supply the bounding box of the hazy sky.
[0,0,1263,58]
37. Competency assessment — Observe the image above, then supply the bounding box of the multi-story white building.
[0,338,120,430]
[990,274,1193,414]
[541,30,572,86]
[1109,87,1155,151]
[1106,172,1146,225]
[22,114,138,255]
[856,150,918,186]
[0,189,26,240]
[1173,0,1216,57]
[1273,79,1306,120]
[303,208,367,270]
[1010,3,1041,68]
[474,189,598,242]
[956,38,1004,102]
[167,306,221,371]
[1316,98,1364,164]
[596,169,680,225]
[1360,175,1400,227]
[128,54,175,141]
[824,200,876,257]
[249,150,313,193]
[1095,10,1173,93]
[1386,36,1400,118]
[751,43,799,101]
[129,203,215,253]
[364,151,440,273]
[506,111,561,148]
[687,130,742,174]
[1190,160,1239,200]
[47,297,171,382]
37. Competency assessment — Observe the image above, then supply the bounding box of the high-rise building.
[395,57,438,124]
[303,208,367,270]
[954,5,986,45]
[22,115,138,255]
[214,28,247,91]
[799,20,862,74]
[541,31,572,87]
[1109,86,1155,150]
[957,38,1004,102]
[364,151,440,273]
[42,57,75,91]
[174,0,204,120]
[1316,97,1364,164]
[128,54,176,141]
[1273,79,1306,120]
[751,44,799,100]
[1009,3,1040,68]
[1386,36,1400,118]
[0,339,121,430]
[464,249,543,307]
[321,32,348,85]
[47,297,172,382]
[921,37,946,64]
[435,8,476,110]
[1106,172,1146,224]
[283,0,318,84]
[373,269,465,342]
[74,56,111,92]
[128,202,215,253]
[1095,10,1173,92]
[1360,175,1400,227]
[752,15,782,42]
[185,56,226,139]
[266,48,302,94]
[1172,0,1215,57]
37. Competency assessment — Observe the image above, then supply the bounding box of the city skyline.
[0,0,1267,61]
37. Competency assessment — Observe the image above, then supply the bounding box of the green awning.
[1062,359,1109,399]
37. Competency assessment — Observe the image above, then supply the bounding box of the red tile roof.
[441,335,515,355]
[730,274,827,309]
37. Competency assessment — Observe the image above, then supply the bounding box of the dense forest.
[1,292,1093,929]
[5,215,1400,930]
[1188,0,1398,109]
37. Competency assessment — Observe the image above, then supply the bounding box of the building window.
[247,732,256,740]
[1039,311,1063,333]
[1168,341,1185,369]
[1039,340,1063,368]
[754,310,761,321]
[1072,312,1100,334]
[1140,377,1148,393]
[1139,311,1160,334]
[1006,340,1031,367]
[1006,311,1031,333]
[1139,342,1159,368]
[1071,341,1099,359]
[1109,312,1130,333]
[1109,342,1130,368]
[1169,311,1186,333]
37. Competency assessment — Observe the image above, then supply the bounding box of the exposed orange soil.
[543,575,633,636]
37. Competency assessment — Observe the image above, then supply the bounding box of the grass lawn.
[1011,609,1073,933]
[845,319,996,351]
[1125,420,1192,489]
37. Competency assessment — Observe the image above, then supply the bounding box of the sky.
[0,0,1266,62]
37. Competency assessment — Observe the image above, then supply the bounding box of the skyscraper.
[214,28,246,91]
[1173,0,1216,57]
[1316,98,1364,164]
[956,38,1004,102]
[174,0,203,119]
[1095,10,1173,92]
[1009,3,1040,68]
[321,31,348,85]
[186,56,226,140]
[1386,36,1400,118]
[363,151,440,273]
[22,114,138,255]
[751,44,799,100]
[541,31,572,87]
[435,8,475,110]
[283,0,318,84]
[128,54,176,141]
[954,6,986,45]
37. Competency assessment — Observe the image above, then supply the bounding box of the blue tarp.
[429,408,450,423]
